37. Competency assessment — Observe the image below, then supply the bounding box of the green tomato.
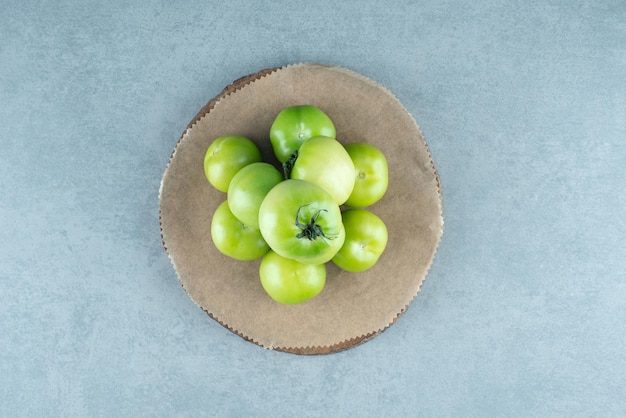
[344,142,389,208]
[269,105,336,163]
[258,179,345,264]
[259,250,326,305]
[290,136,355,205]
[227,162,283,229]
[332,209,388,272]
[204,135,262,192]
[211,200,269,261]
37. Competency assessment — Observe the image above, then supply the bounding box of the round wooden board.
[159,64,443,354]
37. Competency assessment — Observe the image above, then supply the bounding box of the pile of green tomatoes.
[203,105,389,305]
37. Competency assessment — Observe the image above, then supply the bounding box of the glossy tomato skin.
[332,209,388,272]
[211,201,269,261]
[269,105,336,163]
[258,179,345,264]
[344,142,389,208]
[227,162,283,229]
[204,135,261,192]
[290,136,355,205]
[259,250,326,304]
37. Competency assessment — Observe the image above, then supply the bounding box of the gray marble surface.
[2,1,625,416]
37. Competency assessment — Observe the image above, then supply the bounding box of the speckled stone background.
[1,1,625,416]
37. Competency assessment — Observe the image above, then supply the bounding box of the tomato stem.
[295,204,334,241]
[282,150,298,179]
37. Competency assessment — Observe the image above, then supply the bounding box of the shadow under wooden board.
[159,63,443,355]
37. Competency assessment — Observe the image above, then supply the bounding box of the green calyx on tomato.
[204,135,262,192]
[332,209,388,272]
[344,142,389,208]
[294,205,334,241]
[259,250,326,305]
[258,179,345,264]
[269,105,336,163]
